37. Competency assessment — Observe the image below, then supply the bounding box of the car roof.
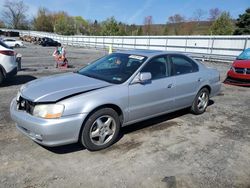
[116,49,184,58]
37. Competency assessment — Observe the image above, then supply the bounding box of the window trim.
[139,55,170,81]
[168,54,199,76]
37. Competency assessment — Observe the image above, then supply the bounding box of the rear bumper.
[10,98,87,147]
[210,81,221,98]
[6,67,17,78]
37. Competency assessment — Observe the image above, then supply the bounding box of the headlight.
[230,66,235,72]
[16,91,21,101]
[32,104,64,119]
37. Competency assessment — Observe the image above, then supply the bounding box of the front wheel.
[191,88,209,115]
[80,108,121,151]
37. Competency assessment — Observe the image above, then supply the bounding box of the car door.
[128,55,175,122]
[168,54,202,109]
[4,39,11,47]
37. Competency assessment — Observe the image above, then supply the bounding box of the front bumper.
[10,98,87,147]
[224,76,250,86]
[225,70,250,86]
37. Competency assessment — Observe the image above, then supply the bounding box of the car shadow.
[121,108,190,136]
[121,100,214,136]
[42,100,215,154]
[1,75,37,87]
[41,143,85,154]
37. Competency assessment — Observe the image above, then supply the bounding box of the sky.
[0,0,249,24]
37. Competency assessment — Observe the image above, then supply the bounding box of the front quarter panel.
[59,84,129,122]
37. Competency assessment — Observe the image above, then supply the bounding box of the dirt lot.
[0,42,250,188]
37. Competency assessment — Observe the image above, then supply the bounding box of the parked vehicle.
[40,37,61,47]
[0,41,17,85]
[3,38,24,48]
[225,48,250,86]
[10,50,221,151]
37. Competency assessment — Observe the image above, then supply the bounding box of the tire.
[80,108,121,151]
[191,88,209,115]
[15,44,20,48]
[0,70,4,85]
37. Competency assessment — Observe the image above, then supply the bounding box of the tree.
[234,8,250,35]
[193,9,207,22]
[183,21,197,35]
[33,7,53,32]
[209,8,221,21]
[88,20,101,35]
[210,12,234,35]
[144,16,153,35]
[101,17,120,36]
[74,16,88,34]
[168,14,185,35]
[1,0,29,29]
[53,12,75,35]
[163,25,169,35]
[0,20,5,28]
[137,26,143,36]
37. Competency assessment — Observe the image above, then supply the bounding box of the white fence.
[2,29,250,62]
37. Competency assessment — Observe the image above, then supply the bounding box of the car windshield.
[236,49,250,60]
[78,53,147,84]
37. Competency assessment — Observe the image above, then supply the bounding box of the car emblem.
[244,68,247,74]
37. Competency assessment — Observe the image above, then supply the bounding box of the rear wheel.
[15,44,20,48]
[0,70,4,85]
[80,108,121,151]
[191,88,209,115]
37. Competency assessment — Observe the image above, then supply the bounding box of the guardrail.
[1,29,250,62]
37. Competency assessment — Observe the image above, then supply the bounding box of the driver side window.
[94,57,120,70]
[141,56,168,80]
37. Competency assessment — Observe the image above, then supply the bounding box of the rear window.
[0,41,11,49]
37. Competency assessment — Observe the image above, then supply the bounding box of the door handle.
[198,78,202,82]
[167,83,174,88]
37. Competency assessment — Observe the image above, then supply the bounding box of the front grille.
[235,67,250,74]
[17,96,35,114]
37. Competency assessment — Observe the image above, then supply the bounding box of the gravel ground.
[0,42,250,188]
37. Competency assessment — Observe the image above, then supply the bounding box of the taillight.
[0,50,14,56]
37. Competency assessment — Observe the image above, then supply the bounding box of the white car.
[3,38,24,48]
[0,40,17,84]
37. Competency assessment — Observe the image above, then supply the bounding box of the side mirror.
[140,72,152,83]
[132,72,152,84]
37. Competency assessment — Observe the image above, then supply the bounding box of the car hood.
[20,72,112,102]
[233,60,250,68]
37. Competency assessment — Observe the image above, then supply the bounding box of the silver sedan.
[10,50,221,151]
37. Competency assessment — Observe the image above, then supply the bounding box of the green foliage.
[209,12,234,35]
[74,16,88,34]
[101,17,120,36]
[234,8,250,35]
[163,25,169,35]
[54,12,75,35]
[137,26,143,35]
[33,7,53,32]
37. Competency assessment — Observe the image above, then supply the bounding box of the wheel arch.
[78,103,124,141]
[0,64,6,77]
[200,85,211,94]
